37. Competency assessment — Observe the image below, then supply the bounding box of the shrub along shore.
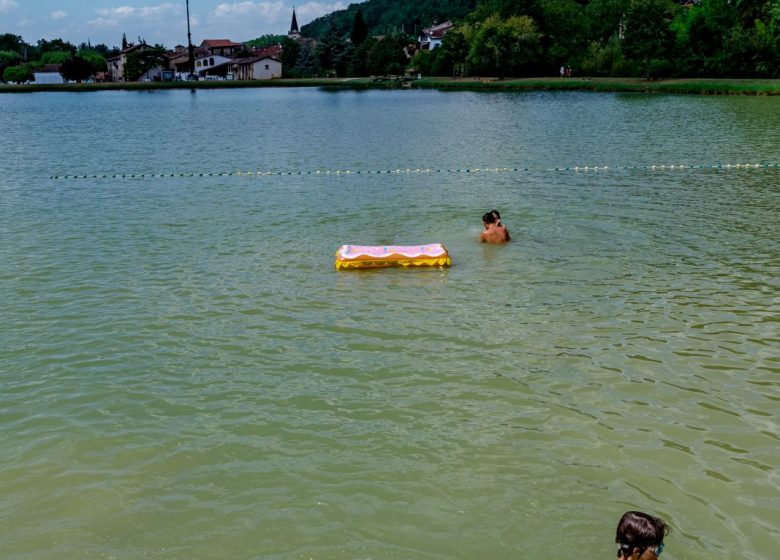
[2,77,780,95]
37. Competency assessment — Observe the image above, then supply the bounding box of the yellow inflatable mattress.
[335,243,451,270]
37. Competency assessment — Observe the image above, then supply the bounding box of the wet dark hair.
[482,212,496,224]
[616,511,669,550]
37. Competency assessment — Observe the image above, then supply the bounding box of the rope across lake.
[50,162,780,180]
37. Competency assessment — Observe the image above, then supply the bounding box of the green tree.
[61,55,93,82]
[722,19,780,76]
[281,37,301,77]
[350,37,378,75]
[3,64,33,83]
[351,9,369,45]
[622,0,678,77]
[467,14,541,78]
[541,0,588,71]
[437,26,472,76]
[0,34,25,54]
[317,23,354,76]
[89,43,113,57]
[470,0,542,24]
[37,38,76,55]
[671,4,713,75]
[123,47,165,81]
[410,47,436,75]
[245,34,287,48]
[40,51,72,65]
[585,0,626,45]
[580,36,628,76]
[0,50,21,79]
[295,43,321,77]
[78,50,107,75]
[366,35,409,75]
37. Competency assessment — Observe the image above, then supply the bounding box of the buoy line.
[50,162,780,180]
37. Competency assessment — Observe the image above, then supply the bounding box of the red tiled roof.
[422,21,454,39]
[107,43,152,60]
[201,39,243,48]
[232,55,279,66]
[252,45,282,59]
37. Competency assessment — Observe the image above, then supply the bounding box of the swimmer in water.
[491,209,510,239]
[616,511,670,560]
[480,210,510,244]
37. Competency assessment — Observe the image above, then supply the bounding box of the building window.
[210,58,214,66]
[265,64,269,70]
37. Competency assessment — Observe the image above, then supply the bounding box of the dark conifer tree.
[351,9,369,45]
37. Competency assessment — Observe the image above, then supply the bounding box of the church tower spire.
[289,8,300,38]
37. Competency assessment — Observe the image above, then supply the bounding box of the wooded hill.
[301,0,478,38]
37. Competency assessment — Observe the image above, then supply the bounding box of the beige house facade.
[232,57,281,80]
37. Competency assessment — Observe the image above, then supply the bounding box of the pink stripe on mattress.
[339,244,447,259]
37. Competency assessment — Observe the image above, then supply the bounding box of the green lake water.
[0,88,778,559]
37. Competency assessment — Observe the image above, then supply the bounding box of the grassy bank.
[0,78,358,93]
[416,77,780,95]
[2,76,780,95]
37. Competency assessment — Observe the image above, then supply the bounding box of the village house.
[229,44,282,80]
[418,21,453,50]
[106,43,155,82]
[194,48,235,76]
[166,46,191,77]
[199,39,243,57]
[231,56,281,80]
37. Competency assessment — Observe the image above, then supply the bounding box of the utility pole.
[186,0,195,78]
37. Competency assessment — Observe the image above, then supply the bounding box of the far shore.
[2,76,780,96]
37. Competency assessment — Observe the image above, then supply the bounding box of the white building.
[195,53,234,75]
[232,56,282,80]
[33,64,64,84]
[418,21,454,50]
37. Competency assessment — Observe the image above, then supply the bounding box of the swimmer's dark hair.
[616,511,669,550]
[482,212,496,224]
[491,209,501,221]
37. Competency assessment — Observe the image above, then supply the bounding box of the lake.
[0,87,778,560]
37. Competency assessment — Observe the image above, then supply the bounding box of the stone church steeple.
[288,8,300,38]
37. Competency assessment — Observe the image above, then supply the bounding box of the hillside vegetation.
[299,0,780,79]
[301,0,478,38]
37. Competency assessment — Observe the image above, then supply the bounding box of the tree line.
[0,34,118,83]
[414,0,780,78]
[296,0,779,79]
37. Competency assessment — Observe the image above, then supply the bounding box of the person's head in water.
[482,212,496,227]
[616,511,669,560]
[490,209,501,225]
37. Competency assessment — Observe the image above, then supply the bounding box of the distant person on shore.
[616,511,669,560]
[480,210,510,244]
[560,65,565,78]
